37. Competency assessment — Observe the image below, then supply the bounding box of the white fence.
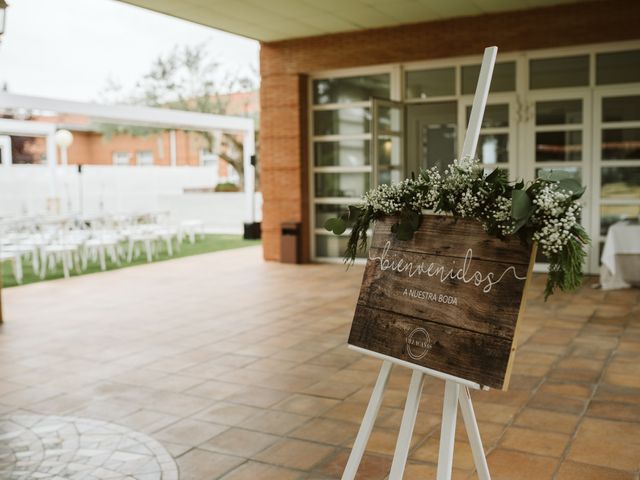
[0,165,262,234]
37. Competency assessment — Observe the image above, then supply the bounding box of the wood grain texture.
[349,214,535,390]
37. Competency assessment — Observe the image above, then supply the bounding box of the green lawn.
[1,235,261,288]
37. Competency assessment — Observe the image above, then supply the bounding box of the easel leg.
[436,380,460,480]
[341,360,393,480]
[388,369,425,480]
[459,386,491,480]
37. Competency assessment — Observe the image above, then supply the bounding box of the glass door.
[372,98,404,185]
[592,87,640,272]
[524,90,593,269]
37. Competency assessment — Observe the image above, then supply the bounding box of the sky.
[0,0,260,102]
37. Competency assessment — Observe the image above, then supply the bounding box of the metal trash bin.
[281,222,301,264]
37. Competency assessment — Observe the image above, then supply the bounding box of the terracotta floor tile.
[224,386,290,408]
[411,437,476,470]
[499,426,570,457]
[302,380,362,400]
[556,461,636,480]
[176,448,244,480]
[568,418,640,470]
[202,427,279,457]
[154,417,228,446]
[240,409,311,435]
[192,401,262,426]
[486,448,559,480]
[290,417,358,446]
[273,393,340,416]
[527,391,587,415]
[254,438,335,470]
[586,400,640,422]
[513,408,580,434]
[221,461,304,480]
[315,449,391,480]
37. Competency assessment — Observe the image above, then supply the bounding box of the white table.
[600,221,640,290]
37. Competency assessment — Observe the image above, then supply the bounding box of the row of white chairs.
[0,219,205,284]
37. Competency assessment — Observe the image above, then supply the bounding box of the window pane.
[313,74,390,105]
[405,67,455,99]
[377,105,401,133]
[536,167,581,182]
[536,131,582,161]
[314,108,371,136]
[378,168,402,185]
[316,234,367,258]
[466,104,509,128]
[603,96,640,123]
[601,167,640,199]
[315,172,369,198]
[601,205,640,235]
[315,204,348,228]
[596,50,640,85]
[602,128,640,160]
[406,101,457,172]
[461,62,516,95]
[478,134,508,165]
[536,100,582,125]
[530,55,589,89]
[377,137,401,167]
[314,140,370,167]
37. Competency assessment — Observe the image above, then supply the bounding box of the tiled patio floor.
[1,246,639,479]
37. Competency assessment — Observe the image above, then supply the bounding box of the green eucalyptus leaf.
[511,189,533,220]
[332,218,347,235]
[485,168,500,182]
[395,222,414,241]
[323,218,338,232]
[512,216,529,234]
[348,205,362,220]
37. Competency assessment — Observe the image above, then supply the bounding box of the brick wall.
[259,0,640,261]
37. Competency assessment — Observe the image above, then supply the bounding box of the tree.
[97,42,258,188]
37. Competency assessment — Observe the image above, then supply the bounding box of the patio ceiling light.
[0,1,7,39]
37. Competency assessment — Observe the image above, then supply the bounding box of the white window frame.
[112,151,131,166]
[135,150,154,166]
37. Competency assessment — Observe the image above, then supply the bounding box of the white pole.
[169,130,177,167]
[342,360,393,480]
[46,132,57,197]
[243,128,256,223]
[60,146,68,166]
[461,46,497,160]
[389,369,425,479]
[437,380,461,480]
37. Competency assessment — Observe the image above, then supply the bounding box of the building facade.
[258,0,640,273]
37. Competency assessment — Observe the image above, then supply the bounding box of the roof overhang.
[0,93,253,134]
[118,0,586,43]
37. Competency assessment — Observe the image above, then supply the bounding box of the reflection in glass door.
[372,99,404,186]
[405,101,458,176]
[461,98,517,177]
[525,92,592,267]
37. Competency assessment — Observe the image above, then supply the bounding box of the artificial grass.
[1,234,261,288]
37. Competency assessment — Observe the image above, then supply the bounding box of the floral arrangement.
[324,159,590,299]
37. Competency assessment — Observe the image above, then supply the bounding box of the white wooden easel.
[342,46,498,480]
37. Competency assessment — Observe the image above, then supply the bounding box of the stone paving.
[0,246,639,479]
[0,415,177,479]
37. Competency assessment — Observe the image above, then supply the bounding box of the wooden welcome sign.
[348,214,536,390]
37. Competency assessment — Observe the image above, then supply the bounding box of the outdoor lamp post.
[0,1,8,41]
[55,129,74,166]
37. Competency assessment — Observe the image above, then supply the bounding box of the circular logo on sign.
[406,327,432,360]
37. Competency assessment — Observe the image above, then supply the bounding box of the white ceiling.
[118,0,586,42]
